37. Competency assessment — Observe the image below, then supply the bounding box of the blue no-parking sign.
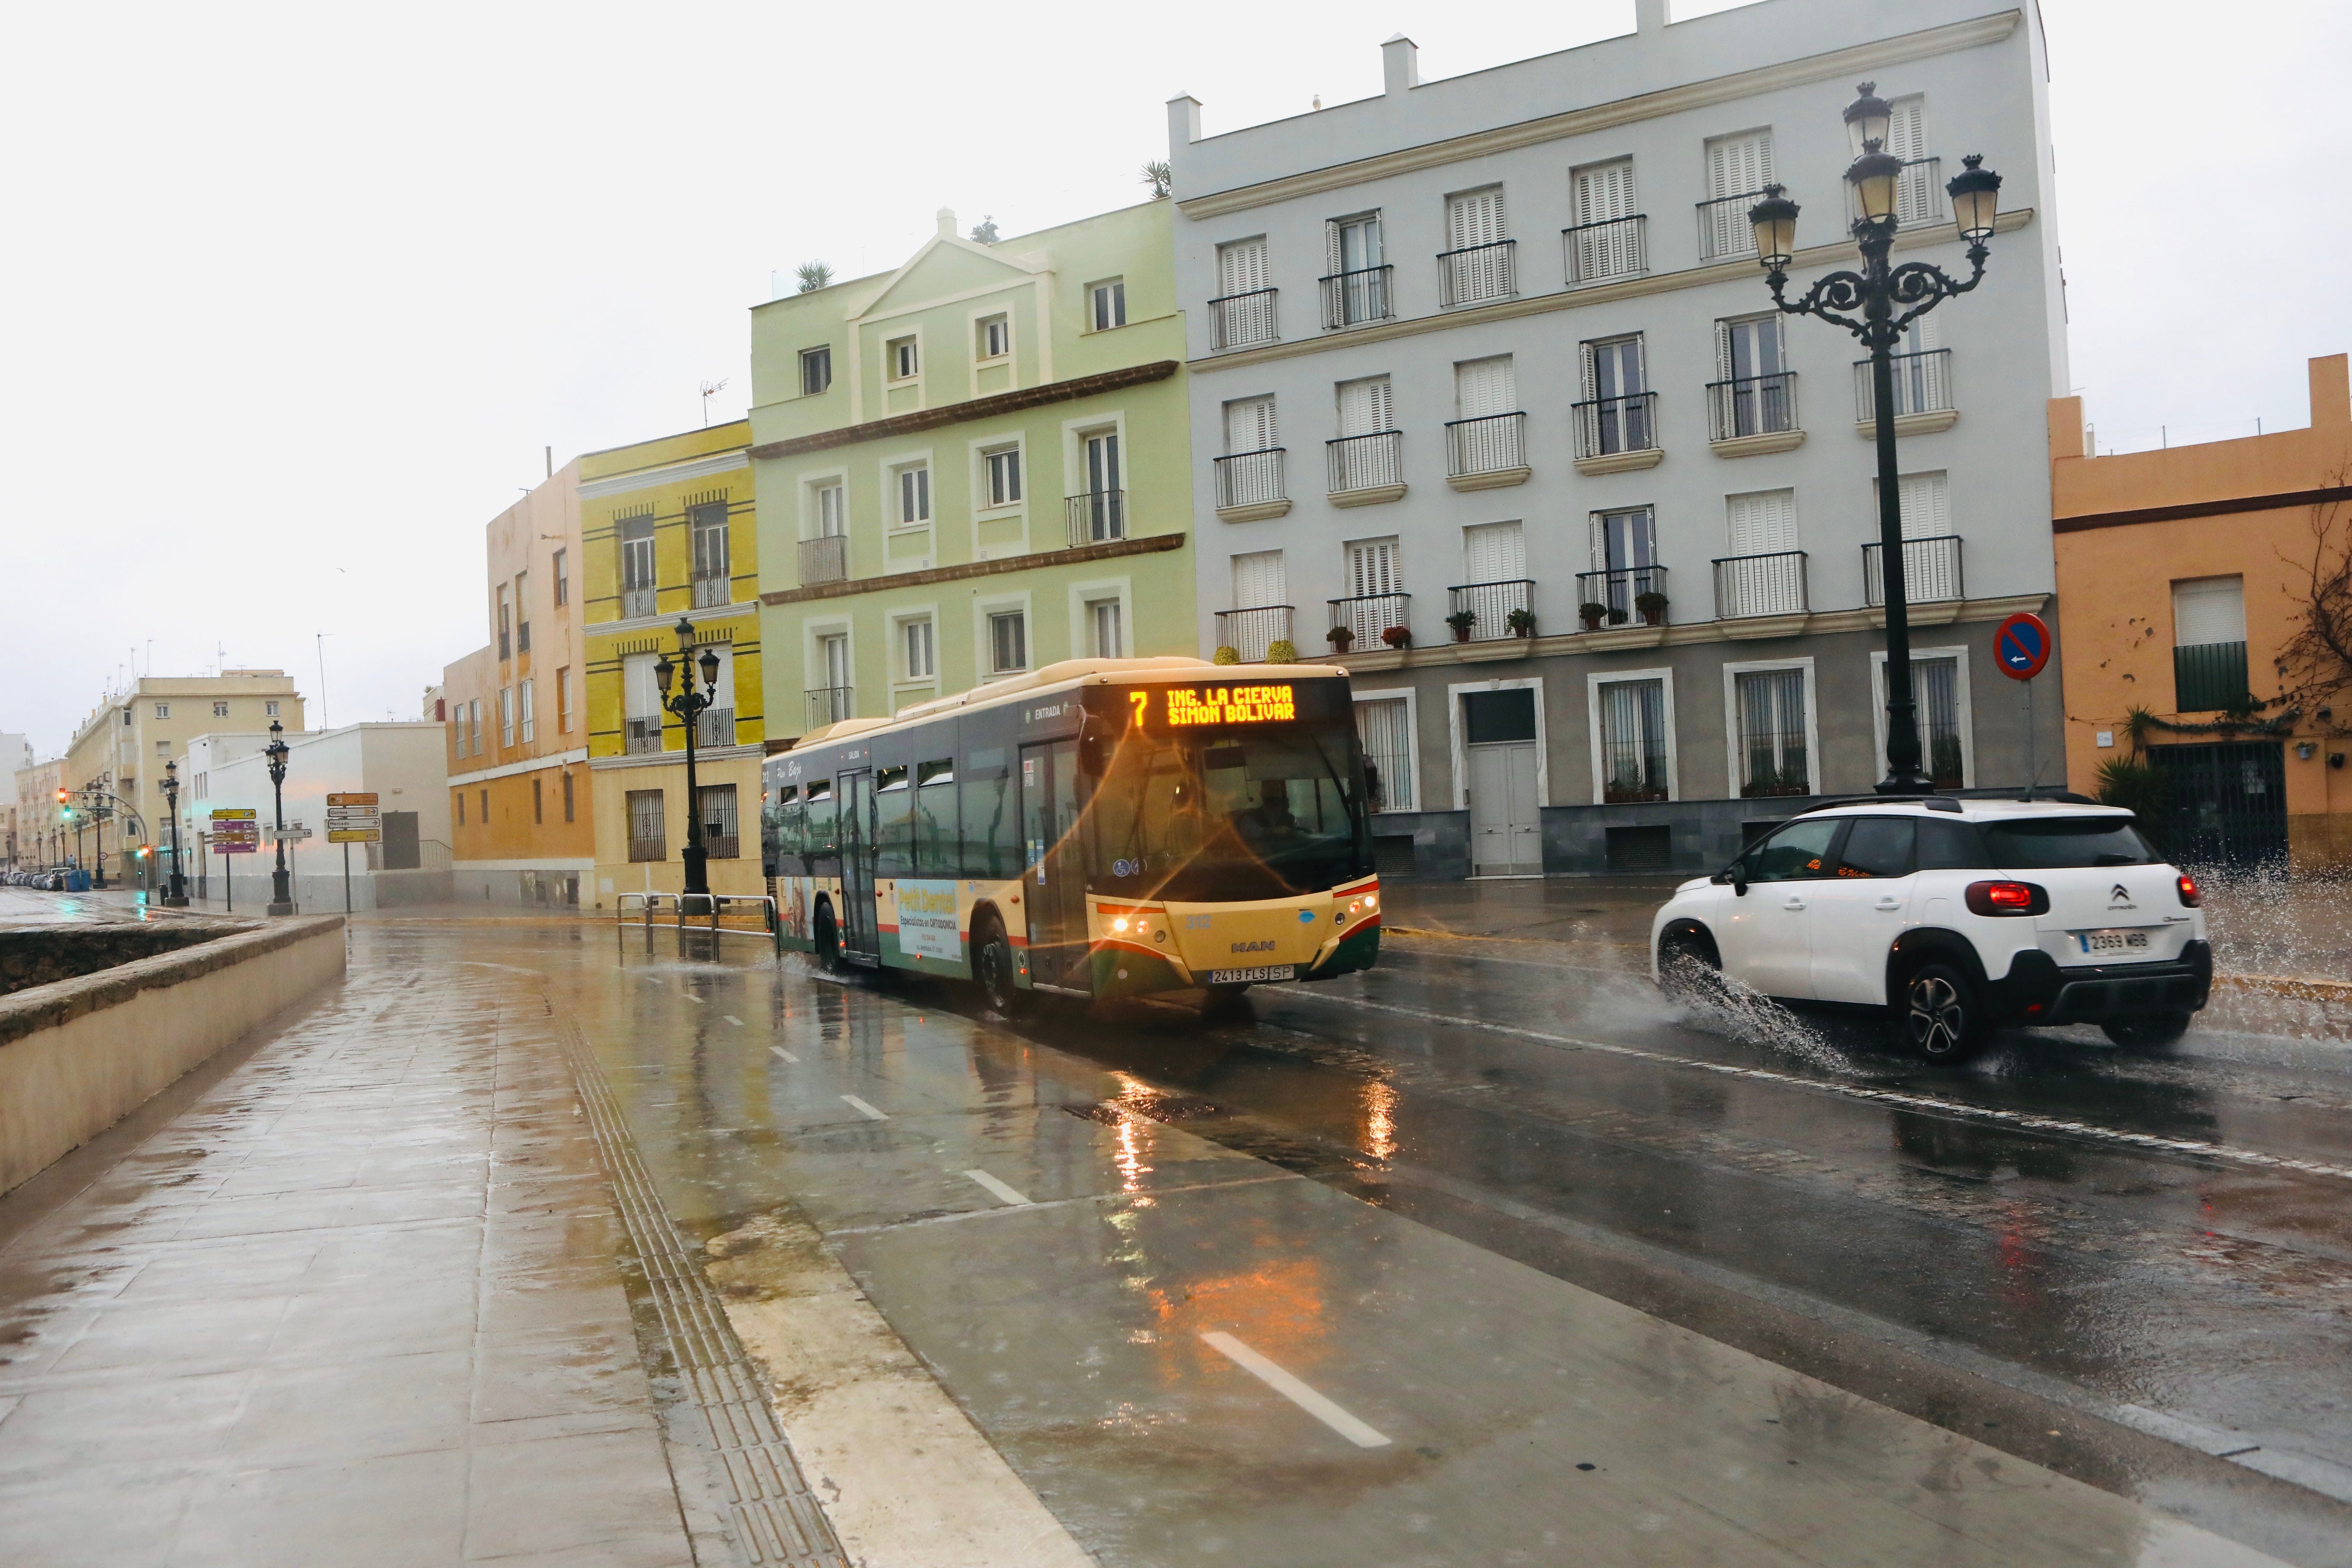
[1994,611,2051,681]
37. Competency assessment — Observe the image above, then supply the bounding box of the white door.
[1453,356,1520,473]
[1216,238,1273,344]
[1445,187,1510,301]
[1462,521,1525,584]
[1222,396,1281,506]
[1218,236,1268,297]
[1724,489,1799,616]
[1334,377,1396,491]
[1571,160,1638,279]
[1716,816,1835,998]
[1809,817,1918,1004]
[1469,746,1541,875]
[1890,471,1956,602]
[1704,131,1775,257]
[1229,551,1287,662]
[1887,97,1937,224]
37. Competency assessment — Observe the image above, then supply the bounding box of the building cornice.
[583,601,759,639]
[1176,11,2021,219]
[586,742,765,772]
[2053,484,2352,535]
[578,448,750,501]
[759,532,1186,606]
[1190,210,2034,372]
[749,361,1180,460]
[446,747,590,788]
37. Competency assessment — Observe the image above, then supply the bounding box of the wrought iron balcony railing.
[1862,535,1964,606]
[1438,240,1516,307]
[805,685,853,730]
[1447,579,1534,642]
[1696,190,1768,262]
[1214,605,1293,662]
[695,707,734,748]
[1209,288,1278,350]
[1446,411,1525,477]
[1707,371,1800,442]
[1563,214,1647,286]
[628,833,665,863]
[625,717,662,756]
[798,534,847,585]
[1214,447,1287,510]
[691,574,728,609]
[1066,489,1126,547]
[1575,564,1669,625]
[1319,266,1393,329]
[1714,551,1809,619]
[1853,349,1954,422]
[1572,392,1659,460]
[620,586,656,619]
[1327,592,1410,649]
[1327,430,1403,495]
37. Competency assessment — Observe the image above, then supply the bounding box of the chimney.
[2310,354,2350,429]
[1166,95,1201,148]
[1383,35,1418,96]
[2046,396,2086,463]
[936,208,957,239]
[1635,0,1670,34]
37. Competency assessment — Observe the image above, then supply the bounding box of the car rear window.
[1981,817,2159,868]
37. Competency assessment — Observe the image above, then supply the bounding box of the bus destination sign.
[1159,684,1298,728]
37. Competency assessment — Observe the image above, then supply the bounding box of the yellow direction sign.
[326,792,382,844]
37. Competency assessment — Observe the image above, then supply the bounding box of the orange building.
[2050,355,2352,869]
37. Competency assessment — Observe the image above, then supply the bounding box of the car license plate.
[1206,965,1296,985]
[2074,929,2152,955]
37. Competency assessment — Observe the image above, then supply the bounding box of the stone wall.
[0,920,254,996]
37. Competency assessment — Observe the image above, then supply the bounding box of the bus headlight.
[1112,916,1130,933]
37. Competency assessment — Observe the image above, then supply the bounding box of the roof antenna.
[700,379,729,427]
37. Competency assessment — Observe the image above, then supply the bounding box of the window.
[1877,97,1942,228]
[1598,679,1669,802]
[563,769,574,823]
[988,610,1028,675]
[623,654,661,753]
[155,739,171,757]
[480,788,489,823]
[1213,238,1274,348]
[815,482,846,537]
[1916,656,1965,788]
[1702,129,1775,259]
[983,446,1023,507]
[800,345,832,396]
[467,699,479,752]
[1226,550,1288,663]
[1588,507,1659,622]
[1459,522,1528,638]
[1568,159,1641,283]
[1712,316,1794,440]
[903,618,936,681]
[515,571,529,652]
[499,687,514,747]
[1740,818,1837,883]
[698,784,739,859]
[1451,356,1522,475]
[888,336,918,380]
[1332,376,1398,492]
[690,499,729,606]
[1869,471,1959,604]
[1322,214,1387,326]
[1089,279,1126,331]
[553,548,568,606]
[557,667,572,732]
[213,701,229,717]
[497,584,512,659]
[2173,575,2250,711]
[1722,490,1802,617]
[1225,395,1278,456]
[1442,186,1512,305]
[977,314,1010,359]
[264,699,280,717]
[1734,668,1810,797]
[457,791,465,826]
[619,514,656,615]
[533,777,543,825]
[626,790,665,861]
[1578,335,1652,456]
[123,708,132,726]
[1354,696,1413,812]
[896,464,931,526]
[519,679,534,744]
[154,703,170,719]
[1087,597,1124,659]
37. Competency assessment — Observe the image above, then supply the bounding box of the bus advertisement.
[760,657,1380,1010]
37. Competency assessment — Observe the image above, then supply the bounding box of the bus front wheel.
[974,914,1027,1016]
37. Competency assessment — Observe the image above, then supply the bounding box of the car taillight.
[1965,879,2047,916]
[2177,874,2202,908]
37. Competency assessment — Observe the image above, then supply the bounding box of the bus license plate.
[1206,965,1296,986]
[2075,929,2152,955]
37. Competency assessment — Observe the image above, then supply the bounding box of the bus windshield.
[1088,721,1369,900]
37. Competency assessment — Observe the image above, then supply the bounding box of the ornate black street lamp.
[264,719,295,915]
[1748,83,2002,793]
[655,616,723,905]
[160,760,189,907]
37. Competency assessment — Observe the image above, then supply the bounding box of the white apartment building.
[1168,0,2065,878]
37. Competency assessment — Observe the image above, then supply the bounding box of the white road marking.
[964,1169,1033,1207]
[770,1046,799,1064]
[842,1094,889,1121]
[1199,1331,1390,1448]
[723,1015,744,1026]
[683,992,705,1005]
[1299,992,2352,1185]
[644,977,664,986]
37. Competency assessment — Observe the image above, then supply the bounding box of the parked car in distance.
[1652,798,2210,1061]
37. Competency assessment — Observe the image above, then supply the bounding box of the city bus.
[760,656,1380,1011]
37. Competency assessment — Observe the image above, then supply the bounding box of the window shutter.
[1337,377,1390,437]
[1892,472,1949,539]
[1463,521,1525,583]
[1325,220,1344,278]
[1728,490,1797,555]
[1455,356,1515,418]
[1574,160,1634,228]
[1232,550,1287,609]
[2172,577,2247,646]
[1226,396,1277,454]
[1888,97,1927,163]
[1347,540,1398,598]
[1447,187,1505,250]
[1218,237,1267,296]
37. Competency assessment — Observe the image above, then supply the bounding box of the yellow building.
[580,420,766,906]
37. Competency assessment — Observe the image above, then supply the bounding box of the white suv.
[1652,799,2211,1061]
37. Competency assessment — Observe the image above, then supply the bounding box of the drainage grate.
[558,1019,848,1567]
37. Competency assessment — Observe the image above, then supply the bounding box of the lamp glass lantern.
[1946,153,2003,243]
[696,646,720,693]
[654,653,675,698]
[1842,82,1893,158]
[1846,142,1903,224]
[1748,185,1799,270]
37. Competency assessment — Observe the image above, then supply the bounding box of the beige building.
[62,671,304,886]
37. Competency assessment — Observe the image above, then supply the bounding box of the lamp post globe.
[161,761,189,907]
[264,719,295,915]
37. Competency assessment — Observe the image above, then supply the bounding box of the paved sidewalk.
[0,933,694,1566]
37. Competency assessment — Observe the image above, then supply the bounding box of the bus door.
[838,769,879,961]
[1020,740,1089,988]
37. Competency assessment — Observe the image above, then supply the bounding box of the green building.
[751,201,1195,739]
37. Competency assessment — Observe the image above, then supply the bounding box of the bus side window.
[916,760,956,877]
[876,767,914,879]
[803,782,836,859]
[959,767,1014,879]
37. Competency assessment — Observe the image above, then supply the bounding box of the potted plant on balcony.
[1445,609,1477,643]
[1634,590,1669,627]
[1505,606,1537,638]
[1579,601,1609,631]
[1213,645,1240,665]
[1326,624,1355,653]
[1380,625,1413,650]
[1266,638,1299,663]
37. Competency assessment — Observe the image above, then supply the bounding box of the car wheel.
[974,913,1026,1016]
[1902,962,1987,1064]
[813,901,844,976]
[2101,1012,2193,1048]
[1657,927,1723,1002]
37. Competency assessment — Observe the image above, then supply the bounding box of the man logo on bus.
[1231,939,1276,953]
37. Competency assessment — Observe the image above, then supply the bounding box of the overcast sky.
[4,0,2346,759]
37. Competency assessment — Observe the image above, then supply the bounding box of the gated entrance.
[2148,740,2287,868]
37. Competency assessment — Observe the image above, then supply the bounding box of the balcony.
[1320,266,1393,329]
[621,586,657,619]
[1714,551,1809,621]
[1327,592,1410,652]
[1853,349,1957,435]
[1575,565,1669,628]
[1707,372,1803,455]
[799,534,847,586]
[1863,535,1963,607]
[1563,215,1647,287]
[1447,579,1534,643]
[2174,641,2250,713]
[691,573,728,609]
[1571,392,1662,475]
[1066,489,1126,547]
[1326,431,1404,506]
[1214,605,1293,663]
[1214,448,1289,522]
[806,685,854,730]
[1438,240,1516,308]
[695,707,734,748]
[1696,191,1767,262]
[625,717,662,756]
[1445,412,1528,492]
[1209,288,1278,350]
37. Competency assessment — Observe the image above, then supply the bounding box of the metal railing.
[2174,641,2251,712]
[1854,349,1954,422]
[1328,593,1410,649]
[1438,240,1516,307]
[1214,605,1293,662]
[806,685,852,729]
[1697,190,1768,262]
[1327,430,1403,494]
[1209,288,1279,349]
[1576,564,1668,625]
[703,832,740,860]
[1214,447,1287,510]
[692,573,728,608]
[617,890,782,955]
[1320,266,1393,328]
[628,831,665,863]
[1563,215,1647,286]
[1448,579,1534,642]
[696,707,734,748]
[1863,535,1964,606]
[1572,392,1659,460]
[625,717,662,756]
[1066,489,1125,546]
[1714,551,1809,619]
[621,585,657,619]
[1707,371,1800,442]
[799,534,847,585]
[1446,411,1525,477]
[1845,156,1945,229]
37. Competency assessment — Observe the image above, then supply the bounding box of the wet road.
[433,915,2348,1566]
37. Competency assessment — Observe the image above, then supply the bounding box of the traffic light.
[135,845,152,860]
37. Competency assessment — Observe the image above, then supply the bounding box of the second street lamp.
[655,616,722,906]
[1749,82,2002,795]
[264,720,295,915]
[161,761,188,907]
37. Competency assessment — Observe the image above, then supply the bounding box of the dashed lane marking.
[841,1095,888,1121]
[964,1169,1033,1207]
[724,1015,744,1026]
[1297,992,2352,1185]
[1200,1331,1391,1449]
[683,992,705,1005]
[770,1046,799,1064]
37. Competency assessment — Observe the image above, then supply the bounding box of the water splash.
[1659,954,1853,1072]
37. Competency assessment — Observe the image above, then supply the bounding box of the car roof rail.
[1789,792,1955,818]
